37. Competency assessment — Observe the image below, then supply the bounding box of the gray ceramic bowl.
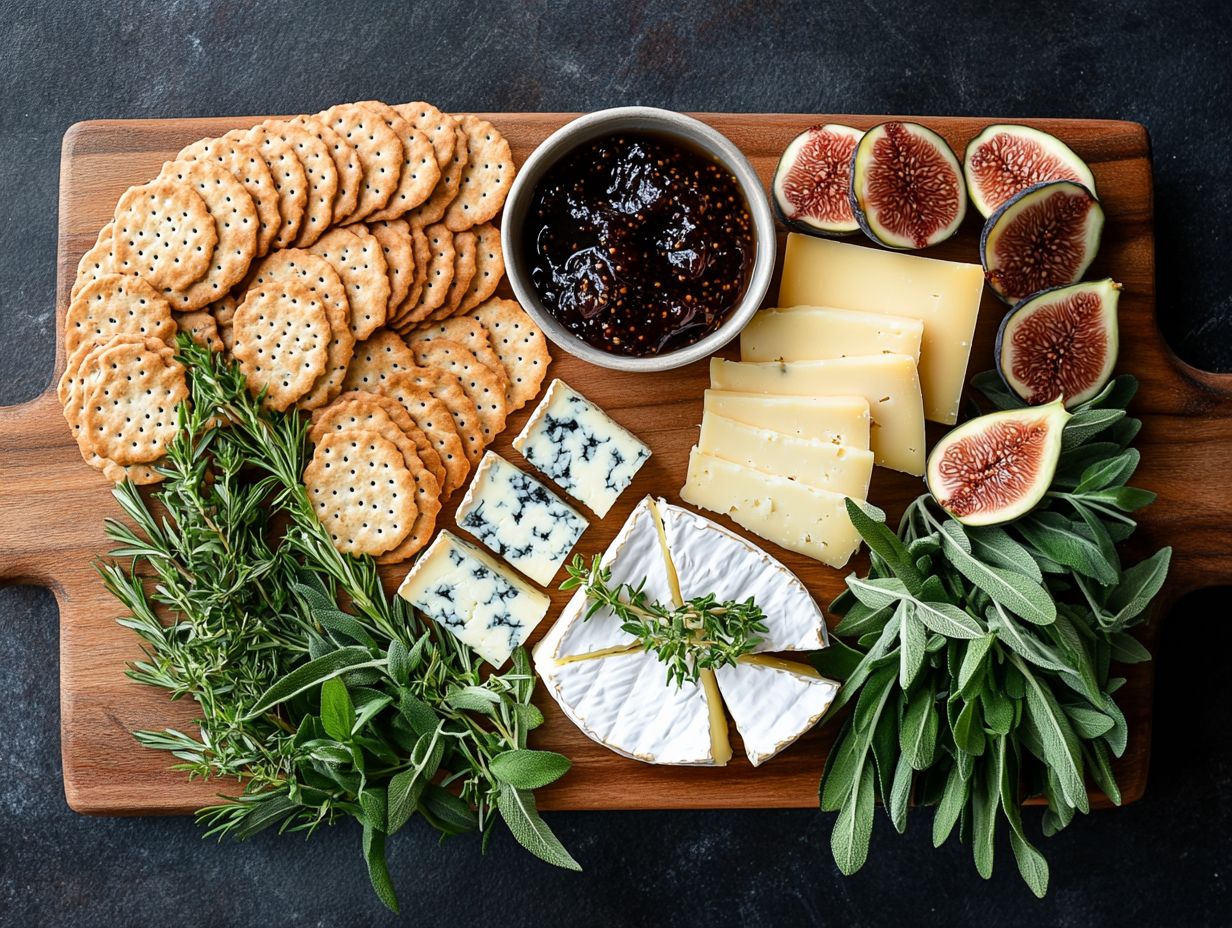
[501,107,776,372]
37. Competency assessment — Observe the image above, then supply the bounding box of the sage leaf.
[900,683,939,771]
[1105,547,1171,628]
[932,763,967,847]
[972,762,999,879]
[361,822,399,913]
[319,677,355,742]
[958,635,994,697]
[358,785,388,832]
[497,786,582,871]
[420,784,478,836]
[831,761,875,875]
[913,599,984,639]
[1063,704,1114,738]
[1016,658,1086,808]
[845,498,923,592]
[834,603,894,638]
[1062,407,1125,449]
[387,767,426,835]
[988,605,1068,672]
[812,637,865,681]
[899,604,927,688]
[846,574,910,611]
[942,522,1055,624]
[889,752,913,834]
[1108,632,1151,664]
[819,719,862,812]
[397,689,439,736]
[996,736,1050,898]
[387,638,410,683]
[490,749,572,790]
[244,647,381,719]
[968,525,1043,583]
[1074,448,1139,493]
[1083,739,1123,806]
[445,685,501,714]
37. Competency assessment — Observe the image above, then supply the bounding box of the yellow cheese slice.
[740,305,924,364]
[703,390,870,449]
[698,412,873,499]
[778,234,984,425]
[709,354,925,475]
[680,448,862,568]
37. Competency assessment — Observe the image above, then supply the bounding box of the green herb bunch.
[561,554,768,687]
[816,373,1171,897]
[102,338,579,913]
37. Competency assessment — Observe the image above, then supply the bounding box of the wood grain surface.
[2,112,1228,816]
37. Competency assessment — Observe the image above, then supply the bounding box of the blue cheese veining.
[455,451,589,585]
[397,531,550,667]
[511,378,651,518]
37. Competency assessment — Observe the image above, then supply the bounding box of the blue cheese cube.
[397,531,550,667]
[455,451,589,585]
[512,379,651,518]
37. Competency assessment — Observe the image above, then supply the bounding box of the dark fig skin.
[772,127,861,238]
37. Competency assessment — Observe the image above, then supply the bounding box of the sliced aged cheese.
[697,413,873,499]
[715,658,838,766]
[703,390,871,449]
[680,449,862,568]
[740,305,923,365]
[709,355,925,475]
[778,233,984,425]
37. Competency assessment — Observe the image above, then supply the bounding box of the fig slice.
[980,180,1104,304]
[997,278,1121,408]
[849,121,967,250]
[927,398,1070,526]
[772,124,863,236]
[964,124,1097,218]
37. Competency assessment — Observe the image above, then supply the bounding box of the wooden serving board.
[4,112,1230,816]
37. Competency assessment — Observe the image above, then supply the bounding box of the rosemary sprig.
[560,554,768,687]
[105,338,578,913]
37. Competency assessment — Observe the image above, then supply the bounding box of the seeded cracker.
[158,159,258,311]
[244,248,355,410]
[318,103,402,222]
[175,309,223,352]
[81,339,189,465]
[367,219,413,312]
[428,229,476,321]
[406,316,509,395]
[377,372,469,497]
[392,101,457,171]
[359,101,441,221]
[456,221,504,315]
[289,114,362,225]
[443,115,514,232]
[410,337,508,445]
[340,329,418,392]
[307,225,390,340]
[304,430,417,557]
[232,278,330,410]
[71,222,118,300]
[65,273,176,357]
[112,176,217,291]
[404,364,484,465]
[178,135,281,256]
[225,127,307,250]
[316,389,446,491]
[405,122,467,227]
[468,297,551,410]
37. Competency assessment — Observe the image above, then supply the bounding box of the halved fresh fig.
[964,124,1097,218]
[997,278,1122,408]
[927,399,1070,526]
[980,180,1104,304]
[849,121,967,250]
[772,124,864,236]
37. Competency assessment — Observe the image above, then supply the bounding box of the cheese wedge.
[703,391,870,448]
[716,658,838,766]
[680,449,862,568]
[740,306,924,365]
[778,234,984,425]
[709,355,925,475]
[698,413,873,499]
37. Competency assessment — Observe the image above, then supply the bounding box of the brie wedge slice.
[715,657,838,766]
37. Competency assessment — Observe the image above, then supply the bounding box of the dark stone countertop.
[1,1,1229,925]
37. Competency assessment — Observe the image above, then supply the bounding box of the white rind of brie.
[535,496,838,767]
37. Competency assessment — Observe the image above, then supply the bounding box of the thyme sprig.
[561,554,768,687]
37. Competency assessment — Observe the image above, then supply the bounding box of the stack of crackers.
[62,100,551,563]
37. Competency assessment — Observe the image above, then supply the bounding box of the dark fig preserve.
[524,132,754,357]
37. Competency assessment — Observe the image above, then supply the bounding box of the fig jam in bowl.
[502,108,775,372]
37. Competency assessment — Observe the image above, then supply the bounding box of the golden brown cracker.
[377,372,469,497]
[443,115,514,232]
[403,364,483,465]
[319,389,446,492]
[367,219,413,313]
[81,339,188,465]
[393,101,457,171]
[178,135,281,257]
[409,337,507,446]
[394,222,454,327]
[290,114,363,225]
[457,221,504,315]
[406,316,509,394]
[225,127,307,251]
[405,124,467,227]
[429,229,476,321]
[71,222,118,300]
[175,309,223,352]
[232,277,331,410]
[307,225,390,340]
[359,101,441,221]
[65,273,176,357]
[211,292,239,353]
[247,120,339,247]
[468,297,551,411]
[339,328,417,393]
[112,176,217,291]
[318,103,403,222]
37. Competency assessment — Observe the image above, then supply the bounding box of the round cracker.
[81,339,188,465]
[405,124,467,227]
[112,176,217,291]
[391,220,432,327]
[367,219,413,312]
[318,103,403,222]
[65,273,176,358]
[244,248,356,411]
[178,135,281,257]
[232,277,331,410]
[226,127,307,250]
[443,115,515,232]
[403,364,483,465]
[393,101,457,171]
[339,329,417,393]
[290,114,363,225]
[396,222,454,327]
[319,389,446,492]
[429,229,476,321]
[157,159,259,311]
[359,101,441,222]
[247,120,338,247]
[175,309,223,352]
[406,316,509,395]
[72,222,118,300]
[377,372,469,498]
[468,297,551,411]
[409,338,507,446]
[307,225,390,340]
[304,430,416,557]
[211,292,239,353]
[456,222,504,315]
